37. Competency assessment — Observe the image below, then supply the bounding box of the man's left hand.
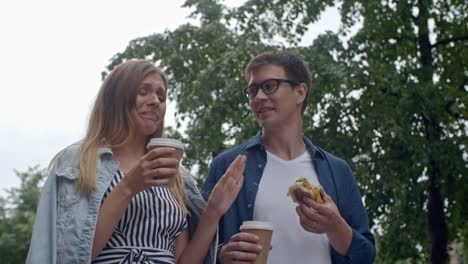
[295,190,354,256]
[295,192,342,234]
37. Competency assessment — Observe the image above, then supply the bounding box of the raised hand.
[121,147,180,195]
[206,155,246,218]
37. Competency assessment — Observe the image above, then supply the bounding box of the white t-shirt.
[253,150,331,264]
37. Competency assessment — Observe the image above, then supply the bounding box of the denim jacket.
[26,143,217,264]
[202,133,375,263]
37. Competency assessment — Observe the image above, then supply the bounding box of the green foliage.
[107,0,467,262]
[0,166,45,264]
[105,18,272,178]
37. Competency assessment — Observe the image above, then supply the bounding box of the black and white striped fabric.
[93,171,187,264]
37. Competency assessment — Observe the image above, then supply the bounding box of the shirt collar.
[98,146,113,157]
[245,132,263,149]
[245,131,324,160]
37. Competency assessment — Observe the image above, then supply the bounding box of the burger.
[287,177,324,204]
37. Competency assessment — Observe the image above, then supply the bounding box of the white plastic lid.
[147,138,185,150]
[240,221,274,231]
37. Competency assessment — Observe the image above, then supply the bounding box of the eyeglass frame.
[243,78,302,100]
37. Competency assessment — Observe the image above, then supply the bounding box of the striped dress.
[93,171,187,264]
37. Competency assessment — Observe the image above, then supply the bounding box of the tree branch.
[400,35,418,42]
[432,36,468,48]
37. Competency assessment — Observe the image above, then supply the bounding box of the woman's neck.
[112,137,147,173]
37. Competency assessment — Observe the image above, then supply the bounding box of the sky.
[0,0,340,195]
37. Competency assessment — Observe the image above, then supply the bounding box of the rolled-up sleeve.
[332,164,375,263]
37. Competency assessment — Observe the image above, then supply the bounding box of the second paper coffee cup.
[240,221,273,264]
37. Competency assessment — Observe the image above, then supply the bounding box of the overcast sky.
[0,0,340,195]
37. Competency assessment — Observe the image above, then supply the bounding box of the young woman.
[26,59,245,264]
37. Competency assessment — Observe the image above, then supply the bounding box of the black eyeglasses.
[243,78,301,100]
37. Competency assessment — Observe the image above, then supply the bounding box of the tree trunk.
[428,171,449,264]
[416,1,449,263]
[415,0,448,264]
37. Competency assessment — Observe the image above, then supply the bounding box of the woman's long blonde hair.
[78,59,187,216]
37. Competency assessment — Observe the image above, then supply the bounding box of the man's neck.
[261,122,306,161]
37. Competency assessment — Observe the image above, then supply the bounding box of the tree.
[106,0,467,262]
[0,166,45,263]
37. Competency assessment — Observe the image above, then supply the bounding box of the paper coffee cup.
[147,138,184,159]
[240,221,273,264]
[147,138,185,186]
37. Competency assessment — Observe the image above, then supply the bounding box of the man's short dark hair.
[245,50,312,114]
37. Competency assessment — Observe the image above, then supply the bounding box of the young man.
[202,51,375,263]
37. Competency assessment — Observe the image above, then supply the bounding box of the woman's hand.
[206,155,246,218]
[121,147,180,195]
[174,155,246,264]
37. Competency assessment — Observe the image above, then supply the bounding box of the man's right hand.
[220,232,262,263]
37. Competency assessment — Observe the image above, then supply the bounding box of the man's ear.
[295,83,308,104]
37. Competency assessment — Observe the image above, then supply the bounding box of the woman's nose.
[147,93,160,105]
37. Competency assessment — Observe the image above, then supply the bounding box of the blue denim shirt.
[202,133,375,263]
[27,143,217,264]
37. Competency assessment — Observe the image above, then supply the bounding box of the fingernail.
[257,245,262,250]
